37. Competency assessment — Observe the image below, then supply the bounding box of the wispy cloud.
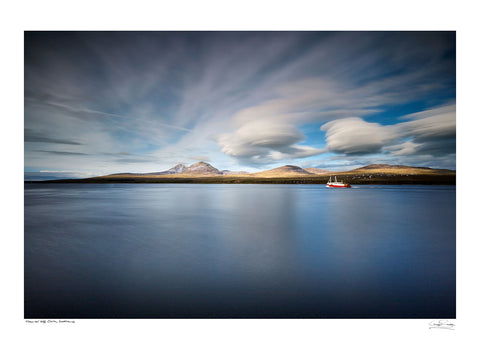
[24,128,83,145]
[24,32,456,173]
[37,150,89,156]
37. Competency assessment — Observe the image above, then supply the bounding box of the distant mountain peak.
[168,164,187,173]
[184,161,222,175]
[253,164,314,177]
[144,163,187,175]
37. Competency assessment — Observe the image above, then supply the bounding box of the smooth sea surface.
[24,183,456,318]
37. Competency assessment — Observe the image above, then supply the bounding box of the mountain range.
[101,161,455,179]
[32,161,454,185]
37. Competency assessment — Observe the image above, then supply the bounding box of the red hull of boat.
[326,184,351,188]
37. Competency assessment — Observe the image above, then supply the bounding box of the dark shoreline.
[25,174,456,185]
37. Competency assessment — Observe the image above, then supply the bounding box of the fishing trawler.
[326,176,351,188]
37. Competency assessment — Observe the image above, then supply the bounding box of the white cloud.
[320,104,456,157]
[321,118,397,154]
[217,120,305,159]
[269,145,326,160]
[384,141,422,156]
[396,104,456,140]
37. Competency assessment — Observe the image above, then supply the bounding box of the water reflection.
[24,184,455,318]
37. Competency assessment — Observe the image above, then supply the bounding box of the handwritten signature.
[429,320,455,330]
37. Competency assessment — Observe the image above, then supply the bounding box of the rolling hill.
[34,161,455,185]
[251,165,314,177]
[340,164,455,175]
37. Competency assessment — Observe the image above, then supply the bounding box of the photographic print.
[24,31,455,319]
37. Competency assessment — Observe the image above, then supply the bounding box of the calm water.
[24,184,455,318]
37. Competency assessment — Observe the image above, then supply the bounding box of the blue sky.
[24,31,455,179]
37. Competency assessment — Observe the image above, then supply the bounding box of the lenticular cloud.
[320,104,456,157]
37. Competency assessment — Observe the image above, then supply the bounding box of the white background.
[2,1,478,359]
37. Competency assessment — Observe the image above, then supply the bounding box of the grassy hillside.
[27,163,455,185]
[35,174,455,185]
[344,164,455,175]
[251,165,314,177]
